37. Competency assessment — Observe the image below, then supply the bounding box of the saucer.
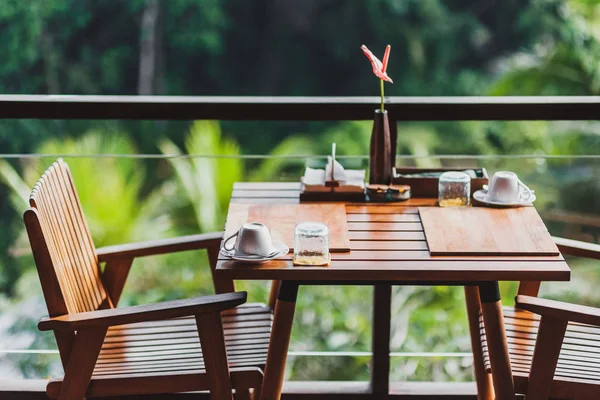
[473,189,536,207]
[220,241,289,264]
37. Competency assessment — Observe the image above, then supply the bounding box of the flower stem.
[380,79,384,112]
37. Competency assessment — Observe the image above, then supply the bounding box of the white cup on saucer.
[486,171,532,204]
[223,222,275,257]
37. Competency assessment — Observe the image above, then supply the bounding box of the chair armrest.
[38,291,246,331]
[96,232,223,262]
[553,236,600,260]
[516,295,600,326]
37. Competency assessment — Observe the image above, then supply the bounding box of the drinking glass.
[293,222,330,266]
[438,171,471,207]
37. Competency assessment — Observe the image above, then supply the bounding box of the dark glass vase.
[369,109,392,184]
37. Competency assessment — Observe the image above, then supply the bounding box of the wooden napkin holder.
[300,143,367,202]
[299,178,366,202]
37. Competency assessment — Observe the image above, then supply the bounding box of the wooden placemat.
[419,207,560,256]
[225,203,351,252]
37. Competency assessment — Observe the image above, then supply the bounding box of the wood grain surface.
[219,182,573,400]
[26,160,267,399]
[46,306,270,398]
[225,203,351,252]
[215,183,570,282]
[419,207,560,256]
[479,306,600,398]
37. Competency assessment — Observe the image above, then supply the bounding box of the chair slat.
[49,167,101,309]
[26,160,108,315]
[32,181,84,313]
[44,172,96,312]
[40,172,94,313]
[57,162,106,305]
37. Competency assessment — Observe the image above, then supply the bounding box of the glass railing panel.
[390,352,474,382]
[0,150,599,382]
[0,351,61,380]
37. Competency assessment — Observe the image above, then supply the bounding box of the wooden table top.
[215,182,571,283]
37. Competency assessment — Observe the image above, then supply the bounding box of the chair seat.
[47,303,272,398]
[480,306,600,396]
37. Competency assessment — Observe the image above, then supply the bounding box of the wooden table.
[216,182,571,400]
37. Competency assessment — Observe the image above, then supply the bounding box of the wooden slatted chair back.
[24,159,109,317]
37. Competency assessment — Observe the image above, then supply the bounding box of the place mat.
[419,207,559,256]
[225,203,351,252]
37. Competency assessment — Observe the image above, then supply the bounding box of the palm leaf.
[0,160,31,212]
[160,121,243,232]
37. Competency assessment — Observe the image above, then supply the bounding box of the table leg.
[371,284,391,398]
[478,282,515,400]
[268,280,282,310]
[259,281,299,400]
[464,286,494,400]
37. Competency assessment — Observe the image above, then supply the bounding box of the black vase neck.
[369,108,392,185]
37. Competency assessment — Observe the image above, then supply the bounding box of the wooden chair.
[24,159,271,400]
[472,237,600,400]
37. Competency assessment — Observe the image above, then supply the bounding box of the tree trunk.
[138,0,163,95]
[258,0,320,94]
[38,11,60,95]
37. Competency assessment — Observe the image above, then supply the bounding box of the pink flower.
[361,44,393,83]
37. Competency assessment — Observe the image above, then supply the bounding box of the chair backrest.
[24,159,109,317]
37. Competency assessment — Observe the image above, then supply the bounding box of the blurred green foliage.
[0,0,600,384]
[160,121,243,233]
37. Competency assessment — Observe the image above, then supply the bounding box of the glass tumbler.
[292,222,330,266]
[438,171,471,207]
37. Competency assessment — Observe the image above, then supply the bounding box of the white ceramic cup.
[486,171,522,203]
[223,222,275,257]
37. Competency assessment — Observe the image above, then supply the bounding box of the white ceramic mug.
[486,171,532,203]
[223,222,275,257]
